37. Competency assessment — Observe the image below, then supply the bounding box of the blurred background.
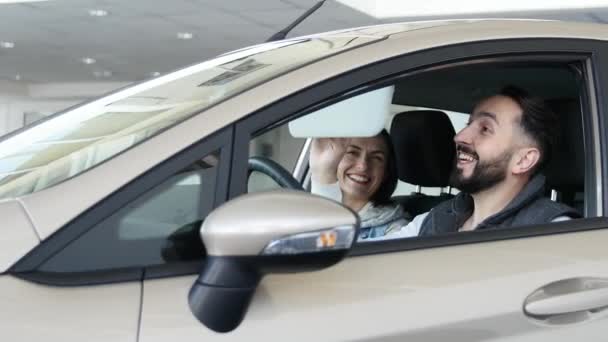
[1,0,608,136]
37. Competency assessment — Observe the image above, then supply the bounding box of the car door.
[0,199,140,342]
[138,38,608,342]
[0,126,233,342]
[0,276,141,342]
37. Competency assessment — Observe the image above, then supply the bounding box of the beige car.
[1,19,608,341]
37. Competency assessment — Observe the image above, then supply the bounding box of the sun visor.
[288,86,394,138]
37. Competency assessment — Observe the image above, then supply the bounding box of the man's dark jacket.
[418,174,581,236]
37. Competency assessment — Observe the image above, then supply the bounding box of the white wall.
[0,80,129,137]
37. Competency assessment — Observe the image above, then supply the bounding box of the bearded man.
[395,86,580,238]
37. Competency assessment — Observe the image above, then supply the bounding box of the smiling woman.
[338,136,392,210]
[247,86,411,241]
[322,132,408,240]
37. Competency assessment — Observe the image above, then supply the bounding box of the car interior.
[279,60,587,219]
[388,61,586,216]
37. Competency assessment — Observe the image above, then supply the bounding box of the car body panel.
[140,228,608,341]
[0,199,39,272]
[0,276,140,341]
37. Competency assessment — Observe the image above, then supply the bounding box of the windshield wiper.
[266,0,327,42]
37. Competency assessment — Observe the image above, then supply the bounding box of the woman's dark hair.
[369,129,399,206]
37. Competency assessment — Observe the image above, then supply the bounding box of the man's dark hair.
[370,129,399,206]
[499,85,560,174]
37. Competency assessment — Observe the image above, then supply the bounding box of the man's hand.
[309,138,349,184]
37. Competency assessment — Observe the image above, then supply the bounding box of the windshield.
[0,35,380,200]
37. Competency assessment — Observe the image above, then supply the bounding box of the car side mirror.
[188,190,359,333]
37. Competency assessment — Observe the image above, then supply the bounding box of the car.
[1,19,608,341]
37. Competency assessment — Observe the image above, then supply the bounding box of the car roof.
[301,19,608,41]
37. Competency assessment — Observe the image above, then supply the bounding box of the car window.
[37,152,220,273]
[0,35,380,201]
[244,60,594,242]
[248,126,306,192]
[247,86,394,193]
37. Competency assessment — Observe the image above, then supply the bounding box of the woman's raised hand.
[310,138,349,184]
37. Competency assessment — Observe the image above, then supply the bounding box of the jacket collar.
[450,174,546,227]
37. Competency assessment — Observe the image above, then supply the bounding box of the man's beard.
[449,147,513,194]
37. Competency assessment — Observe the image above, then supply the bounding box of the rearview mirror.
[188,190,359,333]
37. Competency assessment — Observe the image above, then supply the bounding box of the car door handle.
[524,278,608,319]
[525,286,608,316]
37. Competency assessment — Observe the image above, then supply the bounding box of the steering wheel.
[248,156,303,190]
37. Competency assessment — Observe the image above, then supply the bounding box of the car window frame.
[229,38,608,257]
[12,38,608,286]
[9,126,233,285]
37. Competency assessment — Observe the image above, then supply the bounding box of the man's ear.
[512,147,541,175]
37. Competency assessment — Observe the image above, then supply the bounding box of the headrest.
[390,110,456,187]
[543,99,584,191]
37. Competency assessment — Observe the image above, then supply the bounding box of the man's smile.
[456,145,478,168]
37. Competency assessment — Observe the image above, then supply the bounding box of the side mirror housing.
[188,190,359,333]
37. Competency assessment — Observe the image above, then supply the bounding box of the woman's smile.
[346,173,371,184]
[337,136,387,204]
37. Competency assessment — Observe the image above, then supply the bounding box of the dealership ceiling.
[1,0,608,84]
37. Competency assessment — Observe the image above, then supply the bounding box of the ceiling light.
[150,71,161,77]
[93,70,112,78]
[88,9,109,17]
[81,57,96,65]
[177,32,194,40]
[0,41,15,49]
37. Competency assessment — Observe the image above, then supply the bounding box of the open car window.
[246,59,592,242]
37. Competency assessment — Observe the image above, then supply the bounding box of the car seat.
[544,98,585,215]
[390,110,456,216]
